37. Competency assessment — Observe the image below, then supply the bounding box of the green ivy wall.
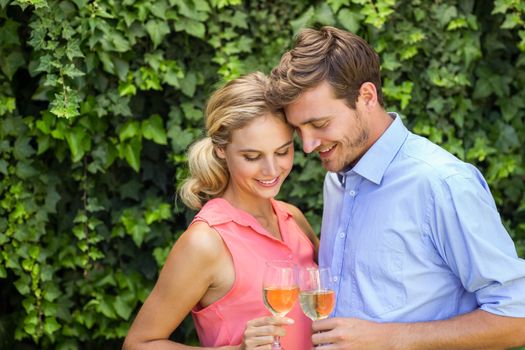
[0,0,524,348]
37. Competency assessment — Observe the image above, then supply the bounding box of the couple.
[123,27,525,349]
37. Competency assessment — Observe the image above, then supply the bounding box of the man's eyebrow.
[238,140,293,153]
[295,116,329,126]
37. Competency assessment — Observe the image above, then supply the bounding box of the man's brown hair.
[267,26,384,109]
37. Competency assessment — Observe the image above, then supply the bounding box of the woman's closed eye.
[276,148,290,157]
[244,154,261,161]
[243,148,289,161]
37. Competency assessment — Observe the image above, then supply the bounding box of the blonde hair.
[179,72,285,210]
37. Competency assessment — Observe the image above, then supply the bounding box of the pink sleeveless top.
[190,198,314,348]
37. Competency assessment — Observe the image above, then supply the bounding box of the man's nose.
[301,131,321,154]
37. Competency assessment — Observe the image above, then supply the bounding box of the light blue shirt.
[319,113,525,322]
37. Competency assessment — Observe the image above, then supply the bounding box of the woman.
[123,72,318,349]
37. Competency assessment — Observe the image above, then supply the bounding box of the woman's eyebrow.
[239,140,293,153]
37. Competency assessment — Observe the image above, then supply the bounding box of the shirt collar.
[338,112,408,185]
[201,197,292,229]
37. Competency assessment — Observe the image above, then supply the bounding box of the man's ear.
[358,82,378,107]
[215,146,226,159]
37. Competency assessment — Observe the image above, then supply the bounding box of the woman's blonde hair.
[179,72,286,210]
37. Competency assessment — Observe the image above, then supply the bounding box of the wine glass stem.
[271,335,282,350]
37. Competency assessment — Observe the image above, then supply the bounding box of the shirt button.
[333,276,339,282]
[349,190,356,196]
[339,232,345,238]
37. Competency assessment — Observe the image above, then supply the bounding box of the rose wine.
[299,289,335,320]
[263,286,299,316]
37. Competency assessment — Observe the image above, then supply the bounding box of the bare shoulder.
[174,220,225,263]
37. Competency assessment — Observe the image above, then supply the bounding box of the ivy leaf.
[119,120,141,141]
[145,203,171,224]
[167,124,195,152]
[0,50,25,80]
[142,115,167,145]
[174,0,209,21]
[0,19,21,46]
[64,126,89,162]
[44,317,61,336]
[501,13,522,29]
[121,209,150,246]
[327,0,348,13]
[45,187,61,213]
[491,0,509,15]
[0,159,8,175]
[118,81,137,96]
[337,8,361,33]
[194,0,211,12]
[50,88,81,119]
[180,71,197,97]
[113,57,129,81]
[381,53,401,71]
[109,31,132,52]
[121,137,142,172]
[313,3,336,25]
[98,297,117,319]
[145,20,171,48]
[65,39,84,60]
[16,161,39,179]
[114,296,133,320]
[291,6,315,34]
[208,0,241,9]
[0,96,16,115]
[13,136,35,159]
[148,0,169,19]
[61,64,85,79]
[174,17,206,39]
[436,4,458,28]
[14,275,31,295]
[229,10,248,29]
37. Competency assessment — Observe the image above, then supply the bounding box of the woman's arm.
[123,221,232,350]
[123,221,294,350]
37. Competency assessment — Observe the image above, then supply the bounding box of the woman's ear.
[215,146,226,159]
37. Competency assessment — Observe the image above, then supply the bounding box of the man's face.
[284,81,370,172]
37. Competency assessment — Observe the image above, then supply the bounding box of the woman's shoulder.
[178,221,225,263]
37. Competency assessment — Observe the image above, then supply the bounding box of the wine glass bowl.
[263,285,299,317]
[298,266,335,321]
[262,260,299,350]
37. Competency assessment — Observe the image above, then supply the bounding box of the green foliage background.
[0,0,524,348]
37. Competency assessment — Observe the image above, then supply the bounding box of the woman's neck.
[221,190,275,220]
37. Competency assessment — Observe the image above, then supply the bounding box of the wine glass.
[298,266,335,321]
[262,260,299,350]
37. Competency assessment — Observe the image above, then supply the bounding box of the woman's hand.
[239,316,294,350]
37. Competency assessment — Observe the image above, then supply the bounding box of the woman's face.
[217,114,294,201]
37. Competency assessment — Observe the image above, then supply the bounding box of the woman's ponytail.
[179,137,228,210]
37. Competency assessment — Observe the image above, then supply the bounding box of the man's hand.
[312,317,402,350]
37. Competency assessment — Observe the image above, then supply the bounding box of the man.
[267,26,525,349]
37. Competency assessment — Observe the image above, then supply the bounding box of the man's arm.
[312,309,525,350]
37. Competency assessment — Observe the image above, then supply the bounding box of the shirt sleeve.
[427,166,525,317]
